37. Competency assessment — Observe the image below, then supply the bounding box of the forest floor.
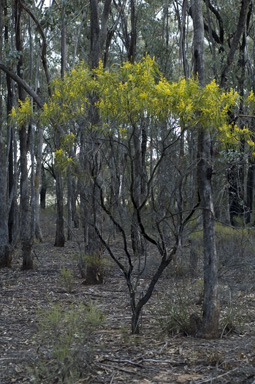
[1,210,255,383]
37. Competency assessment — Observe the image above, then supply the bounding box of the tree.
[79,0,112,283]
[192,0,220,338]
[3,0,255,339]
[0,1,11,267]
[34,56,241,333]
[201,0,252,225]
[15,0,34,269]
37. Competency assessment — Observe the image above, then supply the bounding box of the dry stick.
[99,362,155,380]
[102,357,144,368]
[109,372,115,384]
[194,367,239,384]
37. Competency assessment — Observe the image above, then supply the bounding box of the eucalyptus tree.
[192,0,220,339]
[0,1,12,267]
[76,0,113,282]
[14,0,35,269]
[201,0,252,225]
[0,0,50,267]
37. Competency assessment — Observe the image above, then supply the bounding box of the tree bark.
[220,0,250,88]
[40,166,47,209]
[54,168,65,247]
[15,0,33,269]
[54,2,66,247]
[0,1,11,267]
[80,0,112,283]
[0,61,43,108]
[193,0,220,338]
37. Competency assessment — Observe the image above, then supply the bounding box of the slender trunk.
[82,0,112,283]
[67,164,72,240]
[5,1,17,246]
[15,0,33,269]
[35,125,44,241]
[197,129,219,338]
[54,2,66,247]
[246,158,255,223]
[128,0,136,63]
[54,129,65,247]
[40,165,47,209]
[54,168,65,247]
[220,0,250,88]
[0,1,11,267]
[193,0,219,338]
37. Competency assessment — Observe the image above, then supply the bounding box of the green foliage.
[72,250,111,279]
[41,64,92,126]
[58,267,75,293]
[95,57,242,142]
[160,300,192,336]
[216,225,253,273]
[159,282,200,336]
[12,56,255,153]
[220,305,245,336]
[159,281,245,338]
[83,252,109,270]
[28,301,104,383]
[9,97,33,126]
[189,224,254,274]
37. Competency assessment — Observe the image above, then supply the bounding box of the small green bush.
[189,224,255,278]
[58,267,75,293]
[160,300,192,336]
[159,283,200,336]
[72,250,111,281]
[220,305,244,337]
[28,301,104,383]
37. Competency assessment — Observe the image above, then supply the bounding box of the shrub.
[159,282,201,336]
[58,267,75,293]
[28,301,104,383]
[72,251,112,282]
[220,305,244,337]
[189,224,255,279]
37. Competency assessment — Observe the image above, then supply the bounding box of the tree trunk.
[80,0,112,284]
[15,0,33,269]
[67,164,72,240]
[54,165,65,247]
[246,156,255,223]
[5,2,17,247]
[54,2,66,247]
[130,124,146,257]
[0,1,11,268]
[128,0,136,63]
[193,0,219,338]
[40,165,47,209]
[220,0,251,88]
[34,125,44,242]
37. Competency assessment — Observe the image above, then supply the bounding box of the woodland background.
[1,0,255,383]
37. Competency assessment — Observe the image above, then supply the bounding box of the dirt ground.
[1,213,255,383]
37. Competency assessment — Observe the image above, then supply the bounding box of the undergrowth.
[28,301,104,383]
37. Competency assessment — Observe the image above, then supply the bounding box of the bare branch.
[0,61,44,108]
[20,0,51,96]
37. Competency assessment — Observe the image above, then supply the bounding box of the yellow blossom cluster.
[41,64,92,125]
[10,56,255,154]
[10,97,33,127]
[54,133,76,171]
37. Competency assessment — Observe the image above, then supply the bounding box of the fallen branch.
[194,367,239,383]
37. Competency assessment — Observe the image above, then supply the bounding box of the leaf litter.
[1,218,255,383]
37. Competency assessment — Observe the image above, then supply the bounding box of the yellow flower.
[10,107,16,118]
[139,92,148,99]
[247,140,255,147]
